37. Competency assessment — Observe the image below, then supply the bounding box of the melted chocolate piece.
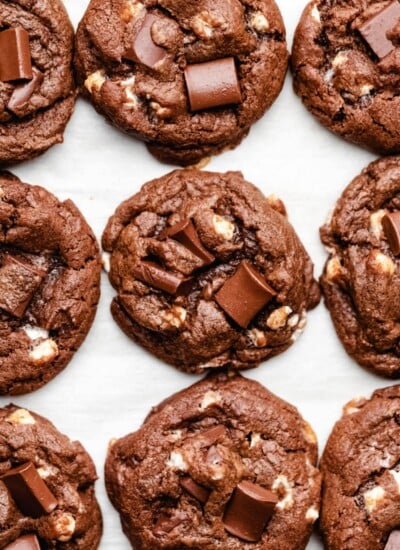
[382,212,400,255]
[4,535,41,550]
[184,57,242,112]
[160,219,214,266]
[180,476,210,504]
[133,260,192,295]
[358,1,400,59]
[8,68,43,114]
[124,14,166,69]
[0,28,32,82]
[198,425,226,447]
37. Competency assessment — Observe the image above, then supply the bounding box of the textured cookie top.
[0,0,76,163]
[75,0,288,165]
[0,172,101,395]
[106,373,321,549]
[321,385,400,550]
[102,169,320,372]
[292,0,400,154]
[0,405,102,549]
[320,157,400,377]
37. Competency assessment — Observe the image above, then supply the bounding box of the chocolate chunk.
[124,14,166,69]
[0,28,33,82]
[223,480,277,542]
[198,425,226,447]
[4,535,41,550]
[383,212,400,255]
[215,261,276,328]
[184,57,242,112]
[8,68,43,114]
[0,255,46,318]
[154,512,185,535]
[358,1,400,59]
[133,261,192,295]
[160,219,214,266]
[180,476,210,504]
[1,462,58,518]
[385,530,400,550]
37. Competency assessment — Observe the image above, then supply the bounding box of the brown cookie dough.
[320,385,400,550]
[0,404,102,549]
[320,157,400,377]
[292,0,400,155]
[102,169,320,373]
[74,0,288,166]
[0,172,101,395]
[0,0,76,164]
[105,372,321,550]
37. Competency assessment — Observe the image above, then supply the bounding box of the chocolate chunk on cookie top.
[0,172,101,395]
[0,1,76,164]
[321,386,400,550]
[105,372,321,549]
[0,405,102,549]
[320,157,400,377]
[75,0,289,166]
[102,170,320,373]
[292,0,400,155]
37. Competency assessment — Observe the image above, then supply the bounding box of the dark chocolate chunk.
[124,14,166,69]
[198,425,226,447]
[160,219,214,266]
[223,480,277,542]
[385,530,400,550]
[8,68,43,114]
[180,476,210,504]
[1,462,58,518]
[4,534,41,550]
[358,1,400,59]
[0,255,46,318]
[215,261,276,328]
[184,57,242,112]
[383,212,400,255]
[0,28,32,82]
[133,260,192,295]
[154,512,185,535]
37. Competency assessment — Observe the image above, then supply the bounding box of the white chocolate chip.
[267,306,292,330]
[343,396,367,415]
[167,451,188,471]
[167,430,182,442]
[332,52,347,68]
[250,11,269,33]
[23,325,49,341]
[290,310,307,342]
[108,438,117,450]
[191,11,222,39]
[267,194,287,217]
[150,101,172,119]
[287,313,300,328]
[101,252,110,273]
[390,469,400,491]
[0,187,4,199]
[84,70,106,94]
[212,214,235,240]
[52,512,76,542]
[303,422,317,444]
[121,0,144,22]
[120,76,139,108]
[5,408,35,425]
[360,83,374,96]
[311,4,321,22]
[371,251,395,276]
[248,328,267,347]
[324,68,335,83]
[188,156,211,170]
[161,306,187,329]
[364,486,385,512]
[249,433,262,448]
[29,339,59,365]
[306,506,319,523]
[272,475,294,510]
[370,210,386,239]
[326,256,343,283]
[199,390,221,410]
[37,463,58,479]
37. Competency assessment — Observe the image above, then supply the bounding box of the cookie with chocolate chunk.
[105,372,321,549]
[74,0,288,166]
[102,169,320,373]
[292,0,400,154]
[320,385,400,550]
[0,0,76,164]
[0,172,101,394]
[320,157,400,377]
[0,404,102,548]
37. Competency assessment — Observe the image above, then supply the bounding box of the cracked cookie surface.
[105,372,321,550]
[75,0,288,166]
[102,169,320,373]
[0,172,101,395]
[292,0,400,154]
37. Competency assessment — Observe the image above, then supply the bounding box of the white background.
[1,1,392,548]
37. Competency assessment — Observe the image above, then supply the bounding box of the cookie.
[320,385,400,550]
[0,172,101,394]
[102,169,320,373]
[0,0,76,164]
[105,372,321,549]
[320,157,400,377]
[0,404,102,548]
[74,0,288,166]
[292,0,400,155]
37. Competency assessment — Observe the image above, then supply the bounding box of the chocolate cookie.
[74,0,288,166]
[320,385,400,550]
[292,0,400,155]
[320,157,400,377]
[105,372,321,549]
[0,0,76,164]
[0,404,102,548]
[102,169,320,373]
[0,172,101,394]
